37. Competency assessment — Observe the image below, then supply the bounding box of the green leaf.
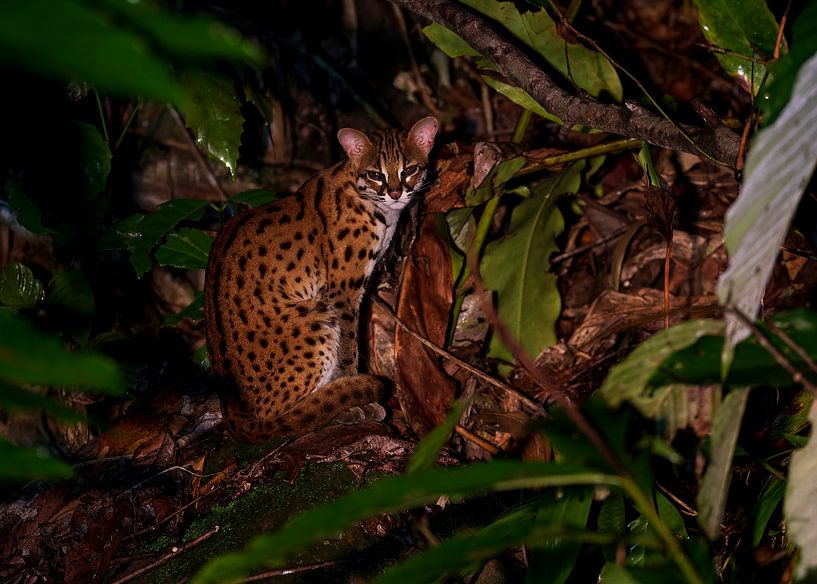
[117,198,210,277]
[72,121,111,196]
[0,439,73,482]
[0,382,85,423]
[482,77,562,123]
[467,156,528,206]
[96,0,264,64]
[697,387,749,540]
[177,70,244,175]
[406,399,470,475]
[763,2,817,123]
[47,269,95,318]
[482,163,580,363]
[192,461,617,584]
[0,262,43,309]
[4,179,54,235]
[656,491,687,538]
[0,310,124,394]
[751,478,785,547]
[526,489,593,584]
[692,0,781,92]
[164,291,204,327]
[154,228,214,270]
[458,0,622,100]
[785,401,817,580]
[598,492,627,561]
[230,189,279,207]
[598,319,723,435]
[717,47,817,349]
[0,0,184,104]
[422,22,480,58]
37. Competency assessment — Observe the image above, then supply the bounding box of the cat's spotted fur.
[205,117,439,442]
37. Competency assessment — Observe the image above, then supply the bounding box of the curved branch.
[391,0,741,168]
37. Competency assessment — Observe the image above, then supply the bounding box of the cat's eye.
[366,170,384,182]
[402,165,419,178]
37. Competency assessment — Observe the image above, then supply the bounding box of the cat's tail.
[221,374,384,443]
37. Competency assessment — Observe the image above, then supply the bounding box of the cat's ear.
[337,128,373,166]
[408,116,439,157]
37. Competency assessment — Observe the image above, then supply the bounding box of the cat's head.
[338,116,439,212]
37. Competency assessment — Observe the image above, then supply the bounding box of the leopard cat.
[205,116,439,442]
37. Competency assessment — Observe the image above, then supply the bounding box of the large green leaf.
[229,189,279,208]
[0,382,85,423]
[116,198,210,277]
[47,269,95,318]
[0,310,124,394]
[0,439,73,482]
[154,227,214,270]
[598,319,723,432]
[693,0,781,92]
[763,2,817,123]
[650,311,817,391]
[482,163,582,363]
[4,180,54,236]
[376,492,594,584]
[525,489,593,584]
[0,262,43,309]
[97,0,263,64]
[425,0,621,100]
[178,70,244,175]
[0,0,183,104]
[192,461,616,584]
[697,387,749,540]
[717,48,817,348]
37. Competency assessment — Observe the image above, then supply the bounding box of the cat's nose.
[387,190,402,200]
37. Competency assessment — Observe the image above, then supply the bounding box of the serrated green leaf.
[763,2,817,123]
[693,0,781,92]
[230,189,279,207]
[117,199,210,277]
[178,70,244,175]
[0,0,184,104]
[155,228,214,270]
[164,291,204,327]
[0,439,73,482]
[482,163,581,363]
[697,387,749,540]
[785,400,817,580]
[192,461,616,584]
[0,310,124,394]
[0,262,43,309]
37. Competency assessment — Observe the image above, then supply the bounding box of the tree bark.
[390,0,741,168]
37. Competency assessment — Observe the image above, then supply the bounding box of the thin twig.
[240,560,338,582]
[391,4,443,119]
[763,319,817,377]
[455,424,500,454]
[109,527,220,584]
[374,296,546,417]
